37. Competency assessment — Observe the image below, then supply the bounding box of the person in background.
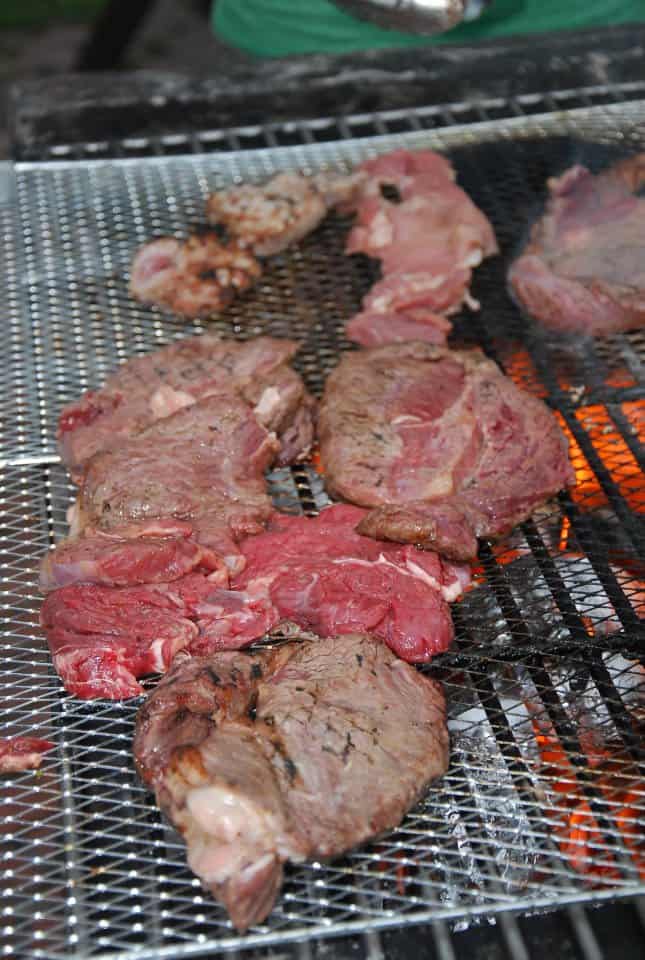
[212,0,645,58]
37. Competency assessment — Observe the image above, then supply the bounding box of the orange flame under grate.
[534,722,645,882]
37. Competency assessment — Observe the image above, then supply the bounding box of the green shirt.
[213,0,645,57]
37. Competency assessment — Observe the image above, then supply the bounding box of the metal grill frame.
[1,91,645,960]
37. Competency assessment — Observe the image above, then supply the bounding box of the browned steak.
[58,335,313,477]
[39,522,220,594]
[318,343,574,561]
[508,154,645,335]
[70,395,279,574]
[134,634,448,931]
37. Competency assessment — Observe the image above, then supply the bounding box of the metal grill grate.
[1,97,644,960]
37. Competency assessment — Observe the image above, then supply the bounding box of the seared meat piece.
[58,335,313,477]
[509,154,645,335]
[39,522,224,593]
[70,396,279,575]
[129,233,261,319]
[344,150,497,346]
[194,504,470,663]
[0,738,55,772]
[206,172,327,256]
[318,343,573,561]
[134,634,449,931]
[206,170,366,257]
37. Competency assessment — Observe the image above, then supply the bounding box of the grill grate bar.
[499,913,531,960]
[635,896,645,930]
[432,920,458,960]
[606,403,645,472]
[525,660,641,879]
[557,493,644,641]
[20,82,645,164]
[585,657,645,768]
[566,905,604,960]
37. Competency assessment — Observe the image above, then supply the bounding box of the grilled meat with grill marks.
[318,343,573,561]
[134,634,449,931]
[58,334,313,477]
[509,154,645,335]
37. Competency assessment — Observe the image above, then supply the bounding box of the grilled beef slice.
[60,395,277,583]
[318,343,573,561]
[134,634,449,931]
[508,154,645,335]
[58,334,313,477]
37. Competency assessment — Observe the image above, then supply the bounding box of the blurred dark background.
[0,0,252,157]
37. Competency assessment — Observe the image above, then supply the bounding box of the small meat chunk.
[0,738,55,772]
[129,233,261,318]
[206,172,328,256]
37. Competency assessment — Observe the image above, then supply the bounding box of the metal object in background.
[330,0,491,34]
[1,94,645,960]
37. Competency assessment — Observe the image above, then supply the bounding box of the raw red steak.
[508,154,645,335]
[39,521,223,593]
[58,335,313,477]
[40,573,217,699]
[318,343,574,561]
[134,634,449,931]
[41,504,469,697]
[344,149,497,346]
[0,738,55,773]
[193,504,470,663]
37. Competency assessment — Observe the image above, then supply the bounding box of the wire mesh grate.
[1,99,644,959]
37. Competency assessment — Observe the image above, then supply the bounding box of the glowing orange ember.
[310,445,325,475]
[558,516,571,552]
[502,348,548,398]
[556,414,607,511]
[575,405,644,513]
[604,369,636,390]
[533,721,645,881]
